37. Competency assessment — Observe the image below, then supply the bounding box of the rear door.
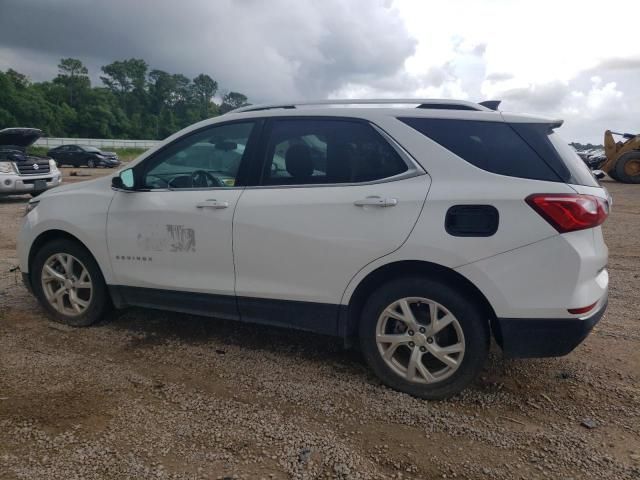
[233,117,430,334]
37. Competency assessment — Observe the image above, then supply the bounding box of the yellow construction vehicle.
[601,130,640,183]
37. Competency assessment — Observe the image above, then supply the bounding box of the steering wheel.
[191,170,224,188]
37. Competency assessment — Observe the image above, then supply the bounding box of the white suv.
[18,99,610,399]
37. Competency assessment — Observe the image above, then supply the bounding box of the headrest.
[285,144,314,179]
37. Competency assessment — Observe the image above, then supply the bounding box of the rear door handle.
[196,199,229,209]
[354,196,398,207]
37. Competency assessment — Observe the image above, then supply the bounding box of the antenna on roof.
[479,100,501,111]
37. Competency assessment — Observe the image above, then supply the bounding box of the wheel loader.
[600,130,640,183]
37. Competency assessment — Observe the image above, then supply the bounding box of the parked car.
[577,150,606,170]
[47,144,120,168]
[18,99,610,399]
[0,128,62,197]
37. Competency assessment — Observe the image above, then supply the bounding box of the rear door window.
[261,118,408,186]
[399,117,562,182]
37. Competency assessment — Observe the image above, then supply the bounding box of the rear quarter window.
[511,124,598,187]
[399,117,562,182]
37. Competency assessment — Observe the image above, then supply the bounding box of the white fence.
[34,137,159,149]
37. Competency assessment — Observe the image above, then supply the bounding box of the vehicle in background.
[601,130,640,183]
[47,145,120,168]
[577,150,606,170]
[0,128,62,197]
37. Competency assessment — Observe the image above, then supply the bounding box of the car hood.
[35,172,114,201]
[0,128,43,149]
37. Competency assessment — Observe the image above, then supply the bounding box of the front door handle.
[354,196,398,207]
[196,199,229,209]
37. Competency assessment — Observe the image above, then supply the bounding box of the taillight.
[526,193,609,233]
[568,302,597,315]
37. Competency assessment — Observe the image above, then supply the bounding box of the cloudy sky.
[1,0,638,143]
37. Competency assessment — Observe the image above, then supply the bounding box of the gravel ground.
[1,170,639,479]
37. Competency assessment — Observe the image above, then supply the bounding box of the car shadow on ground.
[103,306,522,396]
[106,306,362,365]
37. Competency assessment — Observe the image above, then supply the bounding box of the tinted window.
[261,119,407,186]
[399,118,562,182]
[511,123,598,187]
[141,122,254,189]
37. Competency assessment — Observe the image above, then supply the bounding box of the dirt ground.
[1,168,639,479]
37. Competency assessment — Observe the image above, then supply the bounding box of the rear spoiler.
[479,100,501,111]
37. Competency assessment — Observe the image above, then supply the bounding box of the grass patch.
[27,146,148,162]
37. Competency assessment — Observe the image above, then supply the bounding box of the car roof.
[126,99,563,169]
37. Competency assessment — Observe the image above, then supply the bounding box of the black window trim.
[248,115,425,190]
[129,118,265,192]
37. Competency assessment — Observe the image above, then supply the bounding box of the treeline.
[0,58,250,140]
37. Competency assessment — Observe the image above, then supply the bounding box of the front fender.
[18,181,115,283]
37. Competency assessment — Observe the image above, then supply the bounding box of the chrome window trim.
[126,117,426,192]
[243,169,425,190]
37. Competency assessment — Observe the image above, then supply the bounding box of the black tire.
[359,276,490,400]
[607,168,620,182]
[614,151,640,184]
[31,238,111,326]
[87,159,95,168]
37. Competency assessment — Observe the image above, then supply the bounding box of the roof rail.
[229,99,493,114]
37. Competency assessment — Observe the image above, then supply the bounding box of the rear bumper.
[495,295,607,358]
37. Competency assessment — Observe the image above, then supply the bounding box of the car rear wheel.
[359,276,489,399]
[31,239,110,326]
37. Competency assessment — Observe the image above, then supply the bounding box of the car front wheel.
[359,276,490,399]
[31,239,110,326]
[87,159,95,168]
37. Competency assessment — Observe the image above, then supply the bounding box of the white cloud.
[0,0,638,142]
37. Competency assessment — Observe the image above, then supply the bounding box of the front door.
[106,120,259,317]
[233,117,430,333]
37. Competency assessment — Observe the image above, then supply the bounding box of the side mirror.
[112,168,136,191]
[592,169,606,180]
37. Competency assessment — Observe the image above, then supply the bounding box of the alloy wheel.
[41,253,93,316]
[375,297,465,384]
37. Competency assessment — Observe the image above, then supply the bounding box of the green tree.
[220,91,248,113]
[54,58,90,106]
[5,69,29,89]
[192,74,218,118]
[1,61,249,140]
